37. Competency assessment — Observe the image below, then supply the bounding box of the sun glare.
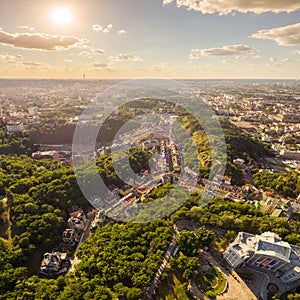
[52,8,72,25]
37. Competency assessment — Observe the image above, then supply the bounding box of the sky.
[0,0,299,79]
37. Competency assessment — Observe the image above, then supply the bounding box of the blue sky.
[0,0,299,78]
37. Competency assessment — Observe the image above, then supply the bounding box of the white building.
[6,122,23,133]
[28,107,38,116]
[224,231,300,284]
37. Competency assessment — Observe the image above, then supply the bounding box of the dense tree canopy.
[254,170,300,198]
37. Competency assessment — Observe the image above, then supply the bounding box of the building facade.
[6,122,23,133]
[224,231,300,284]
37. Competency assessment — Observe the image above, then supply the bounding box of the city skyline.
[0,0,300,79]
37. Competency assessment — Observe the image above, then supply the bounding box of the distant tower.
[83,72,86,81]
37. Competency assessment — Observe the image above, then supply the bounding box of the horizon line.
[0,77,299,80]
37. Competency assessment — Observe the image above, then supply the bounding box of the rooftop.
[233,231,298,263]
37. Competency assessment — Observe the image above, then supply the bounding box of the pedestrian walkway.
[202,252,257,300]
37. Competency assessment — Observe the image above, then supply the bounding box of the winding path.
[145,234,178,299]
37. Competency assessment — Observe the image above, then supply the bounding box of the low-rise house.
[39,251,70,276]
[90,210,106,230]
[68,209,87,231]
[233,158,245,168]
[260,198,293,219]
[62,228,79,245]
[32,151,60,161]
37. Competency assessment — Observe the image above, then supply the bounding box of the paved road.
[69,216,93,273]
[244,267,269,300]
[188,280,205,300]
[145,234,178,299]
[201,252,257,300]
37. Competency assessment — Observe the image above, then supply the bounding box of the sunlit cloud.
[189,53,200,60]
[153,63,172,71]
[18,25,35,32]
[0,30,88,50]
[91,62,110,68]
[92,48,105,55]
[103,24,113,33]
[88,61,118,73]
[251,23,300,46]
[108,54,142,62]
[163,0,300,15]
[93,24,113,33]
[190,44,258,59]
[118,30,127,35]
[22,61,45,67]
[78,51,90,56]
[92,24,103,31]
[78,48,105,57]
[266,62,281,67]
[0,52,23,61]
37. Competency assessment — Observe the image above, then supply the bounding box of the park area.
[196,265,227,299]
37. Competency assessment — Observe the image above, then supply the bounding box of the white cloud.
[266,62,281,67]
[163,0,300,15]
[254,55,262,59]
[88,62,117,72]
[78,48,105,56]
[18,25,35,32]
[92,62,109,68]
[190,44,258,59]
[282,58,291,62]
[103,24,113,33]
[78,51,90,56]
[269,57,277,62]
[163,0,174,4]
[251,23,300,46]
[293,50,300,55]
[17,61,60,72]
[222,59,235,63]
[153,63,171,71]
[22,61,45,67]
[64,59,73,63]
[79,44,90,49]
[118,30,127,35]
[92,24,103,32]
[235,55,247,60]
[189,53,200,60]
[0,52,23,61]
[108,54,142,62]
[93,24,113,33]
[92,48,105,55]
[0,30,88,51]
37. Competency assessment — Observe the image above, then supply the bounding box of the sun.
[52,8,72,25]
